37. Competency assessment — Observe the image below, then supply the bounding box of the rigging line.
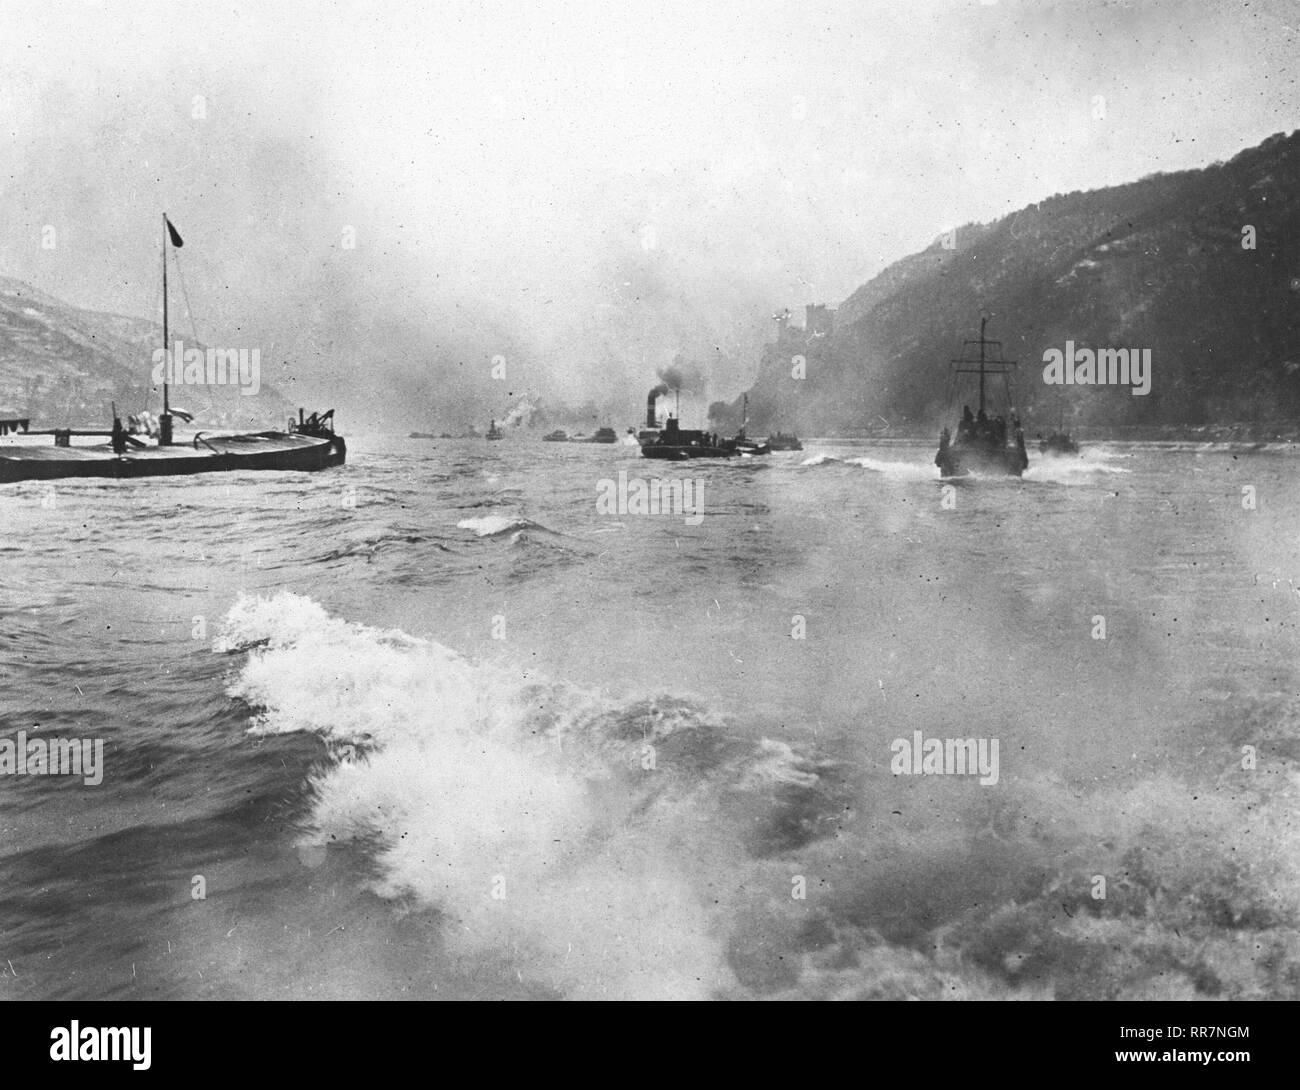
[170,250,218,418]
[143,251,167,416]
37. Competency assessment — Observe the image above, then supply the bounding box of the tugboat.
[767,431,803,451]
[0,215,344,484]
[934,318,1029,478]
[486,419,504,441]
[641,416,737,459]
[638,383,736,459]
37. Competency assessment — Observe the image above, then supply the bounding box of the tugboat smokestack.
[647,384,669,428]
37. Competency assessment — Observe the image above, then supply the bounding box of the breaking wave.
[215,592,833,999]
[215,593,1300,1000]
[456,514,550,537]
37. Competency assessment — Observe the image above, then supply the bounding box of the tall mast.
[978,315,987,416]
[162,213,170,420]
[952,316,1016,422]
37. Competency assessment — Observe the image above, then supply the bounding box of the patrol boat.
[934,318,1029,478]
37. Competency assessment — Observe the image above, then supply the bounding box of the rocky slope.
[730,130,1300,436]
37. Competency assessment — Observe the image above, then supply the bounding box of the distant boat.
[1037,408,1080,455]
[1038,432,1080,455]
[731,395,770,456]
[766,432,803,451]
[0,214,344,484]
[639,383,736,459]
[641,415,738,459]
[486,419,504,440]
[542,429,568,442]
[409,431,438,439]
[934,318,1029,478]
[583,427,618,444]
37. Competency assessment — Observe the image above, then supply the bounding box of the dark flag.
[166,217,183,248]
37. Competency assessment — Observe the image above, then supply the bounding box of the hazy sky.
[1,0,1297,426]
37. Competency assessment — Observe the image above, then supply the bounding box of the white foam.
[800,452,936,479]
[456,514,533,536]
[845,456,939,479]
[1026,449,1131,483]
[216,592,729,999]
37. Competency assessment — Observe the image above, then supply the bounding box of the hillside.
[731,130,1300,436]
[0,276,291,429]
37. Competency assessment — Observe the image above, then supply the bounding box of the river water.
[2,435,1297,999]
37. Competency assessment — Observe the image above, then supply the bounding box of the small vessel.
[638,383,736,459]
[934,318,1029,478]
[409,431,438,439]
[0,413,344,483]
[542,429,568,442]
[0,215,344,484]
[731,394,771,456]
[766,431,803,451]
[486,419,504,441]
[1037,407,1080,455]
[584,427,618,444]
[1038,431,1080,455]
[640,416,738,459]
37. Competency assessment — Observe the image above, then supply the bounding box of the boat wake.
[213,593,1300,1000]
[1025,450,1131,483]
[800,453,937,479]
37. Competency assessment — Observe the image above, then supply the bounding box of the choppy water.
[2,436,1298,1000]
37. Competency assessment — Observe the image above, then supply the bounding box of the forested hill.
[735,130,1300,435]
[0,276,290,428]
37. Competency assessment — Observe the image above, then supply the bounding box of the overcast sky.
[1,0,1297,426]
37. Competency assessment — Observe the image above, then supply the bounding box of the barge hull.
[0,432,345,484]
